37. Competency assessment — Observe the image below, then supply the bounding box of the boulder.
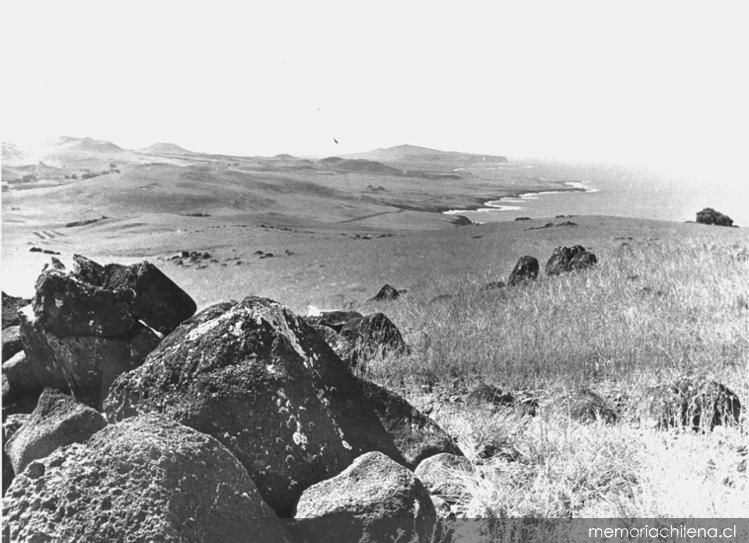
[1,292,31,329]
[359,379,463,469]
[337,313,408,366]
[33,267,137,338]
[2,415,285,543]
[2,414,31,496]
[20,307,160,408]
[72,254,197,335]
[507,255,539,286]
[104,298,358,516]
[641,378,741,431]
[305,310,363,333]
[567,388,618,424]
[369,284,400,302]
[2,326,23,362]
[5,389,107,475]
[545,245,598,276]
[295,451,436,543]
[414,453,473,501]
[696,207,734,227]
[2,351,42,417]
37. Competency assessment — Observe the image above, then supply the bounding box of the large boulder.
[337,313,409,366]
[72,254,198,335]
[295,451,436,543]
[20,306,160,408]
[359,379,463,469]
[641,378,741,431]
[2,326,23,362]
[696,207,734,227]
[1,292,31,329]
[2,415,285,543]
[5,389,106,475]
[507,255,539,286]
[104,298,358,516]
[1,351,41,416]
[545,245,598,276]
[2,414,30,496]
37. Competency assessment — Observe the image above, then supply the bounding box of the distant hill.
[317,157,403,176]
[346,144,507,164]
[140,142,193,155]
[2,143,29,166]
[47,136,126,154]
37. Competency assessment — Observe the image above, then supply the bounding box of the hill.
[139,142,193,155]
[347,144,508,166]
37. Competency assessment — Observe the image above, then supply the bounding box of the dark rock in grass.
[305,310,363,333]
[507,255,539,286]
[545,245,598,276]
[369,284,401,302]
[568,388,618,424]
[73,254,197,336]
[20,308,160,409]
[103,298,358,517]
[2,326,23,362]
[295,451,436,543]
[2,293,31,329]
[414,453,473,501]
[33,267,137,338]
[338,313,408,366]
[466,384,516,410]
[514,216,532,221]
[696,207,734,227]
[480,281,506,291]
[2,415,285,543]
[5,389,106,475]
[359,379,463,469]
[642,378,741,431]
[451,215,474,226]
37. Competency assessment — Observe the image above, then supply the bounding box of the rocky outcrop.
[16,256,191,409]
[359,379,462,469]
[369,284,401,302]
[5,389,106,475]
[641,378,741,431]
[567,388,618,424]
[696,208,734,227]
[105,297,456,515]
[2,415,285,543]
[507,256,539,286]
[1,292,30,329]
[295,451,436,543]
[545,245,598,276]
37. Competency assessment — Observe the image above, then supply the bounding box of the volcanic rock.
[545,245,598,276]
[337,313,408,366]
[369,284,401,302]
[568,388,618,424]
[2,326,23,362]
[1,292,30,329]
[696,208,734,227]
[2,414,284,543]
[295,451,436,543]
[507,255,539,286]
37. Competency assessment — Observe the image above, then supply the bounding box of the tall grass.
[362,236,749,393]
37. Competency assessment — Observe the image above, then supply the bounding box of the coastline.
[442,181,599,216]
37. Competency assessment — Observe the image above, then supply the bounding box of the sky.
[2,0,748,186]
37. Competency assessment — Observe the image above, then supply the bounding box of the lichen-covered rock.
[2,415,285,543]
[359,379,463,469]
[568,388,618,424]
[414,453,473,501]
[104,298,358,516]
[507,255,539,286]
[72,254,197,335]
[5,389,106,475]
[545,245,598,276]
[1,292,31,329]
[295,451,436,543]
[33,267,137,338]
[338,313,408,366]
[2,326,23,362]
[20,306,160,408]
[641,378,741,431]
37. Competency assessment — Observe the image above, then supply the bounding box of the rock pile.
[696,207,734,227]
[6,255,196,410]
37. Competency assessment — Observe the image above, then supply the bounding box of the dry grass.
[352,234,748,518]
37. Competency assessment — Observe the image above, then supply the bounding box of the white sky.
[2,0,748,184]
